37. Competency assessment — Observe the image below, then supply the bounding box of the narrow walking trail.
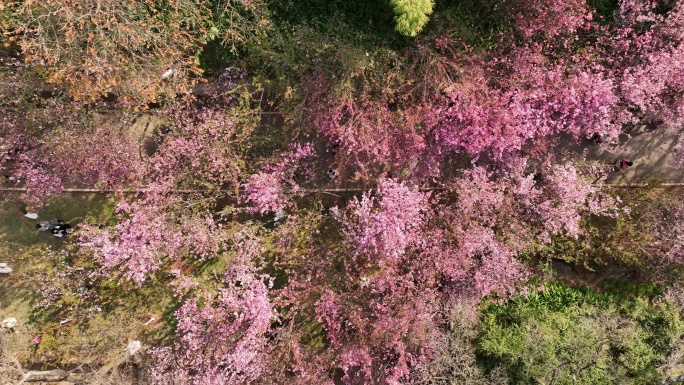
[572,124,684,185]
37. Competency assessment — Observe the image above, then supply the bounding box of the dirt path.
[569,124,684,184]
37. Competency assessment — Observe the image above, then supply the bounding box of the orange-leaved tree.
[2,0,263,104]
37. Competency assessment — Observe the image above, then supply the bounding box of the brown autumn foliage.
[1,0,265,104]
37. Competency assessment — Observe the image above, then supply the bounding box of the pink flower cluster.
[435,50,621,160]
[344,178,429,263]
[81,191,226,284]
[152,257,273,384]
[242,143,315,214]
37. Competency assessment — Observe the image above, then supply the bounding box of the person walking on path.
[614,158,633,171]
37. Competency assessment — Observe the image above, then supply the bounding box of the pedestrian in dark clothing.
[54,223,72,232]
[614,158,633,171]
[51,228,68,237]
[47,222,72,237]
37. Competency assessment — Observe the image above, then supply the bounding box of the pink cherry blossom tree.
[151,233,274,384]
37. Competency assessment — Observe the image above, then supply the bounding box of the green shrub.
[390,0,434,36]
[478,283,684,385]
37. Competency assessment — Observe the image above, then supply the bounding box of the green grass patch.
[0,193,117,247]
[0,193,182,366]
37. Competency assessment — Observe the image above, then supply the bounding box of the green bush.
[478,283,684,385]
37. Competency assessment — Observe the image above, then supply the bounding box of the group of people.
[592,119,666,172]
[589,133,635,172]
[36,219,73,237]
